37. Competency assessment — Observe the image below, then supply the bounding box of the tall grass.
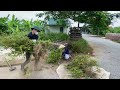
[39,32,69,42]
[108,27,120,33]
[67,55,97,78]
[68,38,93,54]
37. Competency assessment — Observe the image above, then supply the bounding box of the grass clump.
[67,55,97,78]
[68,38,93,54]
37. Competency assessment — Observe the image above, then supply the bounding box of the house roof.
[47,18,57,26]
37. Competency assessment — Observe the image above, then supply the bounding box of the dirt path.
[83,34,120,79]
[0,64,59,79]
[28,58,60,79]
[0,46,60,79]
[0,57,59,79]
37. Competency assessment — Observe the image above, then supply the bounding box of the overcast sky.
[0,11,120,27]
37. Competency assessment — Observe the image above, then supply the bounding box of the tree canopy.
[36,11,120,35]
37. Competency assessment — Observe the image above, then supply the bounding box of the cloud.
[0,11,43,20]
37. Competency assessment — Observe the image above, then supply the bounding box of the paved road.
[83,34,120,79]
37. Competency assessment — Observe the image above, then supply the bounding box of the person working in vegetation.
[62,44,71,60]
[21,26,40,71]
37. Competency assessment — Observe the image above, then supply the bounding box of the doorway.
[60,27,64,33]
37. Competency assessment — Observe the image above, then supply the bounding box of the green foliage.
[37,11,119,35]
[56,19,70,28]
[38,40,52,50]
[68,67,84,78]
[67,55,97,78]
[0,31,35,55]
[69,38,93,54]
[0,16,9,34]
[0,14,45,35]
[19,19,32,31]
[39,32,69,42]
[36,12,71,28]
[108,27,120,33]
[47,48,62,64]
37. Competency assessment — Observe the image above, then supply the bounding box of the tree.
[36,11,117,35]
[0,14,9,34]
[36,12,71,28]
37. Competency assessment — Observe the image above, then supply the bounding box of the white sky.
[0,11,43,20]
[0,11,120,27]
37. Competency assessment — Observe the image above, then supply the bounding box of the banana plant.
[13,25,20,34]
[0,14,46,34]
[7,14,20,33]
[0,15,9,34]
[20,19,31,31]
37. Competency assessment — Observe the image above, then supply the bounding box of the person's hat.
[31,26,40,32]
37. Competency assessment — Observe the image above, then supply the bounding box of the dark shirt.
[64,48,70,54]
[62,47,70,56]
[27,32,38,40]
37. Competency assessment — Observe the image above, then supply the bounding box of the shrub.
[108,27,120,33]
[0,30,54,55]
[0,32,35,55]
[68,38,93,54]
[68,67,85,78]
[39,32,69,42]
[47,48,62,64]
[67,55,97,78]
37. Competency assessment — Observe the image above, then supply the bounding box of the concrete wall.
[45,26,70,35]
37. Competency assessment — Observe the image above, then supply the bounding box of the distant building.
[45,18,71,34]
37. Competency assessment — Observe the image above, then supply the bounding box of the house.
[45,18,71,35]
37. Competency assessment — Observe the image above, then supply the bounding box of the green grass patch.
[66,55,97,78]
[68,38,93,54]
[39,32,69,42]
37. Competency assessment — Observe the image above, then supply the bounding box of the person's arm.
[36,35,38,40]
[32,35,38,43]
[27,32,32,39]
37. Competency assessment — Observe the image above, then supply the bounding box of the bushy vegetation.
[47,48,62,64]
[67,55,97,78]
[68,38,93,54]
[0,15,45,35]
[108,27,120,33]
[39,32,69,42]
[0,31,53,56]
[0,31,36,55]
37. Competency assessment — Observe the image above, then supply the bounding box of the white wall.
[45,26,70,34]
[49,26,60,33]
[65,27,70,35]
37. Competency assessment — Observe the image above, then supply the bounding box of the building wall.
[45,25,70,34]
[49,26,60,33]
[65,27,70,35]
